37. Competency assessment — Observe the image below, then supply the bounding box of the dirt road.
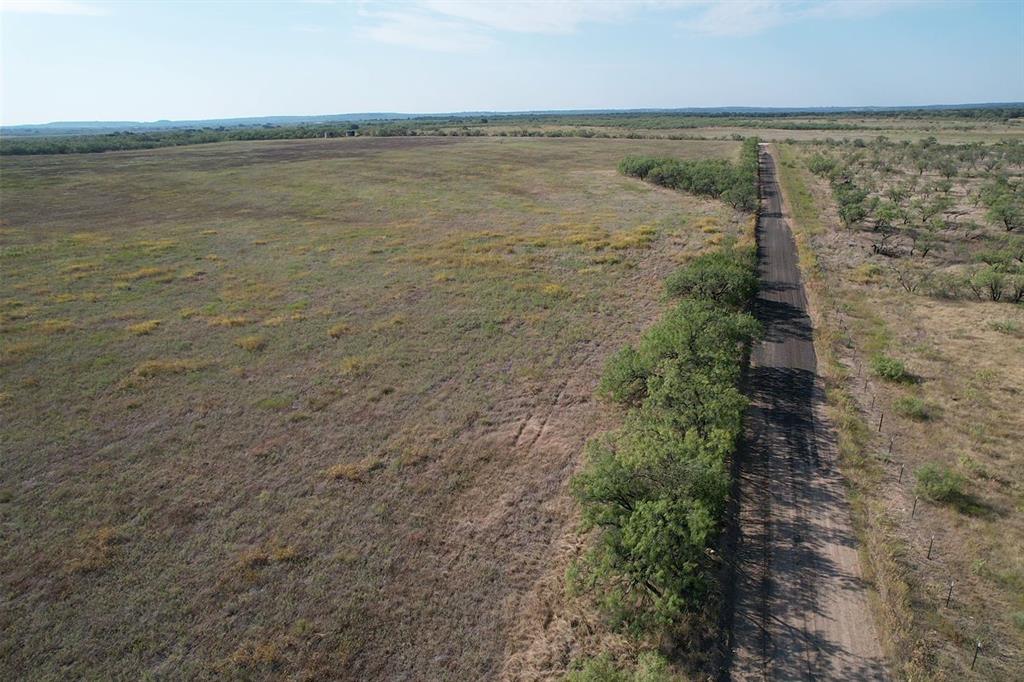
[726,147,888,680]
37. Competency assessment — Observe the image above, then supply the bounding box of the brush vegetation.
[574,223,758,661]
[618,138,760,211]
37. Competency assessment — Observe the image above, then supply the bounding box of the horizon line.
[4,101,1023,129]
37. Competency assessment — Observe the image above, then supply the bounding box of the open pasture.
[0,136,746,679]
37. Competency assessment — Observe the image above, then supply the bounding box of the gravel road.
[727,147,889,681]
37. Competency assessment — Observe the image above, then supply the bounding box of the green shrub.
[915,463,965,503]
[566,652,673,682]
[599,346,646,406]
[598,298,760,418]
[572,420,730,627]
[893,395,930,420]
[566,654,625,682]
[870,354,910,382]
[578,160,762,641]
[665,248,758,309]
[577,250,759,632]
[970,266,1006,301]
[807,153,838,177]
[618,156,672,180]
[617,138,760,211]
[833,178,870,227]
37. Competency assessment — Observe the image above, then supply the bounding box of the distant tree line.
[3,106,1020,156]
[0,124,361,155]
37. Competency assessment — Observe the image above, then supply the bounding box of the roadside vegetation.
[562,145,759,678]
[617,138,760,211]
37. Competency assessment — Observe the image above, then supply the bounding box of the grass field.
[0,136,749,679]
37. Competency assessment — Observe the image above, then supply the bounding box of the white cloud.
[357,0,640,51]
[679,1,912,38]
[420,0,632,34]
[680,1,789,37]
[0,0,107,15]
[354,1,915,51]
[358,9,496,52]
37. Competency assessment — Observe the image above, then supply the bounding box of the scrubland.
[773,137,1023,680]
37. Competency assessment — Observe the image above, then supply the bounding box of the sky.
[0,0,1022,125]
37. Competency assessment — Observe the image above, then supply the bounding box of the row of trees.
[618,138,760,211]
[571,247,761,632]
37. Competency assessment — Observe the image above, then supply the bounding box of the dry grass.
[64,526,121,575]
[35,319,75,334]
[0,135,745,680]
[208,315,251,327]
[121,266,173,281]
[326,457,381,482]
[126,319,161,335]
[234,334,267,352]
[337,355,372,375]
[327,322,350,338]
[238,543,299,569]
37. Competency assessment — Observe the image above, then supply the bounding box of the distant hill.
[3,103,1022,138]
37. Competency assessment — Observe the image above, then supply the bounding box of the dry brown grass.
[64,526,121,575]
[234,335,267,352]
[327,321,350,338]
[208,315,251,327]
[238,543,299,569]
[121,266,173,281]
[337,355,372,375]
[126,319,161,335]
[0,135,745,680]
[326,457,380,482]
[35,319,75,334]
[1,340,39,365]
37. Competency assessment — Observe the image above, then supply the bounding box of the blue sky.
[1,1,1021,125]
